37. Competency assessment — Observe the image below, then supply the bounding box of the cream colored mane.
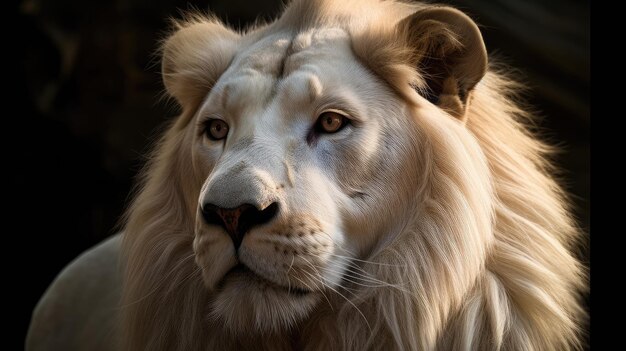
[120,1,586,350]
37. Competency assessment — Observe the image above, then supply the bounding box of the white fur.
[116,1,586,350]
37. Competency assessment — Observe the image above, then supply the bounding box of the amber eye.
[205,119,229,140]
[316,111,348,133]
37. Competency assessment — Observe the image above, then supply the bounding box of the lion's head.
[120,1,586,350]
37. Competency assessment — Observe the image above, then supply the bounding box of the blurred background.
[13,0,589,348]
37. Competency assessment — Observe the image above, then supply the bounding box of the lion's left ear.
[399,7,487,120]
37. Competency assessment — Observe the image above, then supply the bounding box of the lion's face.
[190,28,419,331]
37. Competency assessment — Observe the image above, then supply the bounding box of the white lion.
[27,0,586,350]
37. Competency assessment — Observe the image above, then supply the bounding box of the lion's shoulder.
[26,235,122,351]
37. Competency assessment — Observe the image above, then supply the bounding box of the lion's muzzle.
[199,160,282,250]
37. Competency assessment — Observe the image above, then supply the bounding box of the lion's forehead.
[232,34,292,77]
[213,28,355,111]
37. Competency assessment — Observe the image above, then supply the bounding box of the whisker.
[320,266,412,294]
[299,266,372,333]
[305,250,409,289]
[321,267,396,288]
[336,263,400,286]
[291,269,334,312]
[299,258,377,308]
[307,257,411,294]
[287,254,296,294]
[319,248,406,268]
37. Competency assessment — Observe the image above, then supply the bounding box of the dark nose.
[201,202,279,249]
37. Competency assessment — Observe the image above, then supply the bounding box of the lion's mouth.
[220,263,312,296]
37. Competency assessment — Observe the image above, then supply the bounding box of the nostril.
[200,202,279,250]
[243,202,279,228]
[200,204,223,228]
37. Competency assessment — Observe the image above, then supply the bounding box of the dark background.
[13,0,589,348]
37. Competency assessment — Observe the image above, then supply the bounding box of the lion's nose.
[201,202,279,249]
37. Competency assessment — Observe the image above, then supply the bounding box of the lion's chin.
[208,264,319,333]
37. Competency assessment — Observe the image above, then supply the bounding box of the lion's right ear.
[398,7,487,120]
[161,17,239,109]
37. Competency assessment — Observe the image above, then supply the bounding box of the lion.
[27,0,586,350]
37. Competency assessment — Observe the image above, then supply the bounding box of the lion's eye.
[316,112,348,133]
[205,119,229,140]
